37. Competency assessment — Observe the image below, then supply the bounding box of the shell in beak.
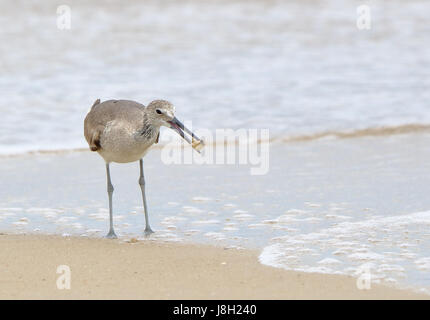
[168,117,204,153]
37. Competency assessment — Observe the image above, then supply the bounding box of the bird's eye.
[156,109,162,115]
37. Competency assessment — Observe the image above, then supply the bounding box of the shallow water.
[1,134,430,293]
[1,0,430,154]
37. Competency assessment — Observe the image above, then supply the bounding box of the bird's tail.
[91,98,101,110]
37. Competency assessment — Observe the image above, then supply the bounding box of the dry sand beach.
[0,234,426,300]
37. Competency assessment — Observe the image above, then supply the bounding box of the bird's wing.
[84,99,149,152]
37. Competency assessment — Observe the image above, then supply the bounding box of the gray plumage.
[84,99,161,164]
[83,98,181,239]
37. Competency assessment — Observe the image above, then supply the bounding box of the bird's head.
[146,100,205,152]
[146,100,176,127]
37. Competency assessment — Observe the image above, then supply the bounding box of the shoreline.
[0,234,427,299]
[2,124,430,159]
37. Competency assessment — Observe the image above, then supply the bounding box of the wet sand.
[0,234,426,299]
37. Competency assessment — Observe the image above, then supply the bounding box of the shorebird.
[84,99,204,238]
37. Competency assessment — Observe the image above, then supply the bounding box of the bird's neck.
[138,119,160,142]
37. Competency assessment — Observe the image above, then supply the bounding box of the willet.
[84,99,204,238]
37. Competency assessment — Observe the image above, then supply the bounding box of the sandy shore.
[0,234,426,299]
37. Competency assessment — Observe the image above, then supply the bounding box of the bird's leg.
[105,162,117,239]
[139,159,154,236]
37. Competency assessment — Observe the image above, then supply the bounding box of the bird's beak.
[167,117,205,153]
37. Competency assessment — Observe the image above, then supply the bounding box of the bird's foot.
[143,227,154,237]
[105,230,118,239]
